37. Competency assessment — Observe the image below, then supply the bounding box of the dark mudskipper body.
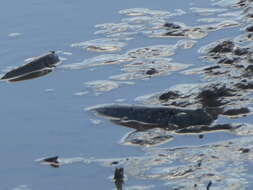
[1,51,60,81]
[90,104,214,130]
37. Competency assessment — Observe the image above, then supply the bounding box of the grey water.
[0,0,248,190]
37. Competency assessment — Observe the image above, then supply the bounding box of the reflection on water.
[114,168,124,190]
[8,68,53,82]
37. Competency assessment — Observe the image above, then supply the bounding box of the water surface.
[1,0,252,189]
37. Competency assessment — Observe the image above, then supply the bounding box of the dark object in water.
[197,84,235,107]
[246,25,253,32]
[223,107,250,116]
[111,161,119,165]
[43,156,59,163]
[175,123,240,134]
[41,156,59,168]
[90,104,213,130]
[203,65,220,71]
[164,30,185,37]
[198,134,204,139]
[159,90,180,101]
[197,160,202,167]
[114,168,124,190]
[239,148,250,153]
[114,168,124,180]
[235,79,253,89]
[246,65,253,71]
[146,68,158,75]
[1,51,60,82]
[164,22,181,29]
[209,41,234,54]
[206,181,212,190]
[233,47,249,56]
[217,57,238,65]
[162,22,186,37]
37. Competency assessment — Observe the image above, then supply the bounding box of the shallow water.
[1,0,253,189]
